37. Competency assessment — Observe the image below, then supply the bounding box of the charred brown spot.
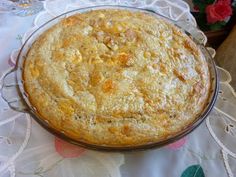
[62,16,82,26]
[118,53,133,67]
[159,63,167,73]
[122,125,132,136]
[156,109,166,114]
[108,127,117,134]
[90,71,103,86]
[173,69,186,82]
[102,79,116,93]
[184,39,199,56]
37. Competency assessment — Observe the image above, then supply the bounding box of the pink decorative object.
[206,0,232,24]
[55,137,86,158]
[166,137,187,150]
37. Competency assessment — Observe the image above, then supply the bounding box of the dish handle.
[1,69,28,112]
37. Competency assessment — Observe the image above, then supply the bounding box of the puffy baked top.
[23,9,210,146]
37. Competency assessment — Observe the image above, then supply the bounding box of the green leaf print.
[181,165,205,177]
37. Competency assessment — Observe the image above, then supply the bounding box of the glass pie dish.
[1,5,219,151]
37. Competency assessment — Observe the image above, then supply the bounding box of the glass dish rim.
[12,5,218,152]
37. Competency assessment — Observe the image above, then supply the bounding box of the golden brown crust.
[23,9,210,146]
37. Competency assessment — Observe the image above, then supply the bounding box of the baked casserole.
[23,9,210,146]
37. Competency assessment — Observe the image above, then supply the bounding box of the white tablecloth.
[1,1,236,177]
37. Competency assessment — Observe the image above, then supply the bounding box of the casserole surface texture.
[23,9,210,146]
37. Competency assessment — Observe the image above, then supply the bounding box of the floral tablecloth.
[1,1,236,177]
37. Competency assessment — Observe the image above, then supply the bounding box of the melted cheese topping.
[23,9,210,146]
